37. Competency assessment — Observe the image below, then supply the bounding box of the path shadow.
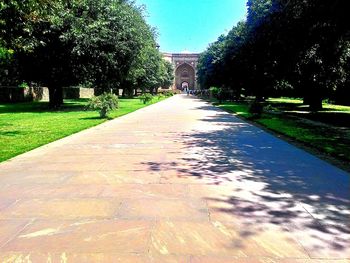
[0,99,88,114]
[141,102,350,254]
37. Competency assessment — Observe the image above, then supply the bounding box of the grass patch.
[268,97,303,104]
[266,98,350,127]
[0,97,166,162]
[214,100,350,163]
[268,98,350,112]
[217,103,252,118]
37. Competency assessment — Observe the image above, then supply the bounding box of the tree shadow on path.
[142,103,350,255]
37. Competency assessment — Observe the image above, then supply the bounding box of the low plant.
[157,94,165,100]
[18,82,29,89]
[209,87,221,98]
[264,104,279,114]
[249,100,264,118]
[87,92,119,118]
[140,93,153,104]
[164,91,175,97]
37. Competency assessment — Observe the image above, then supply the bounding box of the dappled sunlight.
[142,102,350,257]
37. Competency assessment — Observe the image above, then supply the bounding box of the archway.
[175,63,196,90]
[181,81,189,90]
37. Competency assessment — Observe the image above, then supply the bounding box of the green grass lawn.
[214,99,350,163]
[268,97,350,112]
[0,97,166,162]
[266,98,350,127]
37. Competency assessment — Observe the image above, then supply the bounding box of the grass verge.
[213,100,350,165]
[0,96,167,162]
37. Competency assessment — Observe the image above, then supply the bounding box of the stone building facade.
[163,52,199,90]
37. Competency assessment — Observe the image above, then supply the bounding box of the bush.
[164,91,175,97]
[249,101,264,118]
[139,93,153,104]
[158,90,175,97]
[209,87,221,98]
[157,94,165,100]
[87,92,119,118]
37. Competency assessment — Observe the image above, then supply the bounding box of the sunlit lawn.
[268,97,350,112]
[214,99,350,163]
[0,97,165,162]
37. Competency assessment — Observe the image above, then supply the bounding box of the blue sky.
[135,0,248,53]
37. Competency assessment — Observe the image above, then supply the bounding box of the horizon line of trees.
[197,0,349,110]
[0,0,174,108]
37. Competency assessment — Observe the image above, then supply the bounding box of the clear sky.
[135,0,248,53]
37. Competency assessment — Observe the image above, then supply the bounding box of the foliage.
[126,41,173,96]
[209,87,221,98]
[139,93,153,104]
[248,101,264,118]
[161,60,175,89]
[87,92,119,118]
[18,82,29,89]
[197,0,350,111]
[0,0,167,107]
[163,91,175,97]
[197,35,226,90]
[215,99,350,163]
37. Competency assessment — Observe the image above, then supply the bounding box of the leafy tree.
[127,40,170,95]
[1,0,166,107]
[62,0,154,96]
[198,0,350,110]
[197,35,226,90]
[161,60,175,89]
[0,0,58,87]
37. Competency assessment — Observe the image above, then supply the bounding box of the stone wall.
[0,87,33,103]
[0,86,92,103]
[32,87,49,101]
[63,87,94,99]
[79,88,94,99]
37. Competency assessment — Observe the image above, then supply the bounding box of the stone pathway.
[0,95,349,262]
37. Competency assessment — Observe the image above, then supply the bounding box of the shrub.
[209,87,221,98]
[87,92,119,118]
[157,94,165,100]
[164,91,175,97]
[249,101,264,118]
[158,90,175,97]
[140,93,153,104]
[18,82,29,89]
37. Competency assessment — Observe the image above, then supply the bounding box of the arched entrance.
[175,63,196,90]
[181,81,189,90]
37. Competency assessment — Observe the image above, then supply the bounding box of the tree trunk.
[48,85,63,109]
[304,86,323,111]
[308,95,323,111]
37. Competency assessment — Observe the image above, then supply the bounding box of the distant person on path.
[183,87,189,96]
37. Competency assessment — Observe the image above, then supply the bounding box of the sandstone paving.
[0,95,349,262]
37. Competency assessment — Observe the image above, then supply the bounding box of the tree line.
[197,0,349,110]
[0,0,174,108]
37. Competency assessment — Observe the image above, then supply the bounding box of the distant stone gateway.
[163,52,199,90]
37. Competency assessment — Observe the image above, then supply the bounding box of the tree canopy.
[0,0,172,107]
[197,0,349,110]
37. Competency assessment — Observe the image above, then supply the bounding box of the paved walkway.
[0,95,349,262]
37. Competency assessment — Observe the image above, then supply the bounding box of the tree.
[197,35,226,90]
[198,0,350,109]
[63,0,155,96]
[1,0,164,107]
[0,0,58,88]
[161,60,175,89]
